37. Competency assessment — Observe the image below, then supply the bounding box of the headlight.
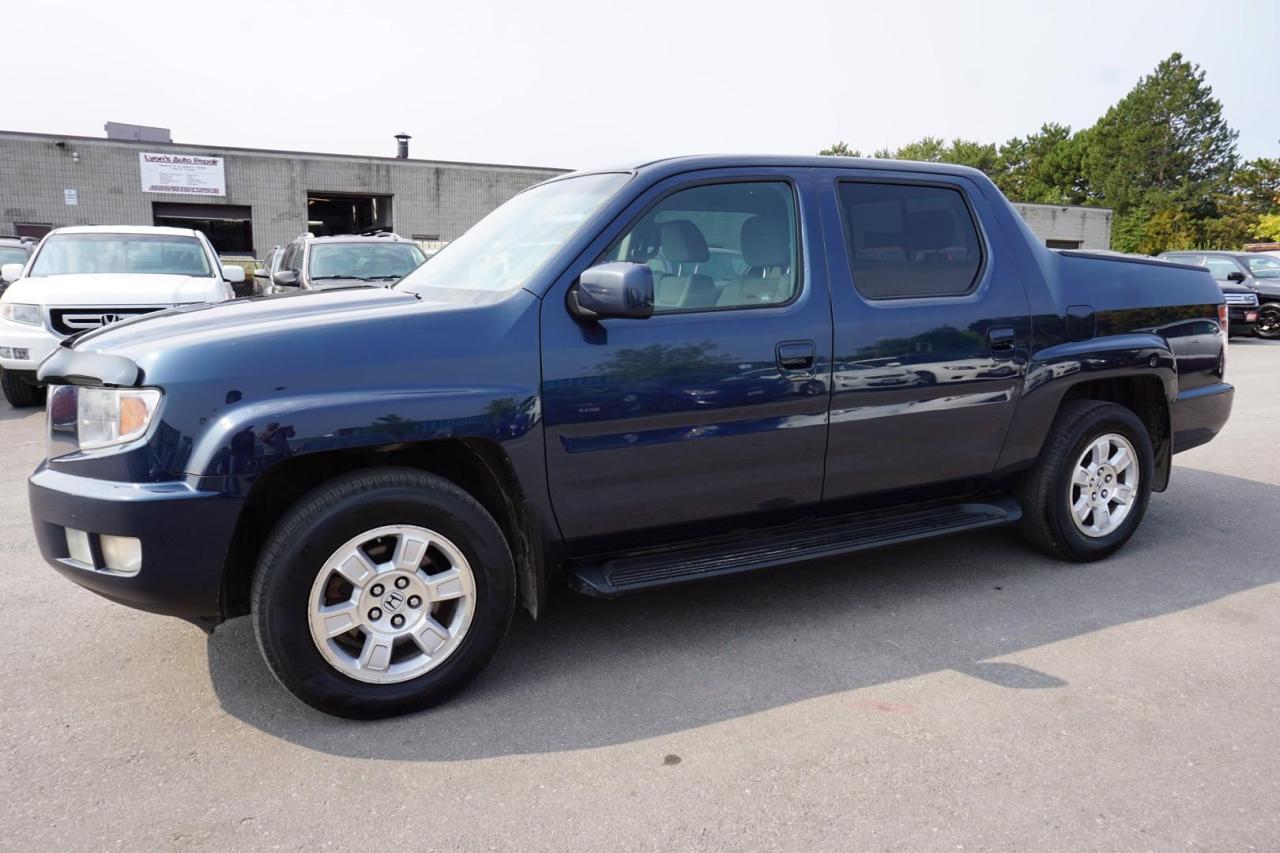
[48,385,162,452]
[1,303,41,325]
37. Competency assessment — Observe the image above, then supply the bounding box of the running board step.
[569,498,1022,596]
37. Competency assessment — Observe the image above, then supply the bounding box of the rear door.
[816,169,1031,501]
[540,168,833,553]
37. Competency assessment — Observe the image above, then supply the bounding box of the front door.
[816,169,1031,501]
[540,170,833,553]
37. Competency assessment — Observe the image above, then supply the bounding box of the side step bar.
[569,498,1022,597]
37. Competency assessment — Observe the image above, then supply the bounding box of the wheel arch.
[221,438,546,622]
[1057,374,1171,491]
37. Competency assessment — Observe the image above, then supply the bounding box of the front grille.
[1224,292,1259,307]
[49,307,163,337]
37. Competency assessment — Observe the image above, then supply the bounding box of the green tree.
[818,141,860,157]
[1257,212,1280,241]
[1080,52,1238,250]
[993,123,1088,204]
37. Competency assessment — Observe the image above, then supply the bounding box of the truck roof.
[554,154,991,184]
[48,225,203,238]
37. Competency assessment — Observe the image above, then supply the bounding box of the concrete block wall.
[0,131,567,256]
[1012,202,1113,250]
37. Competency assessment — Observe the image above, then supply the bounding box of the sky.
[5,0,1277,171]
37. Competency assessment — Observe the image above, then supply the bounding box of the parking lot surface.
[2,341,1278,852]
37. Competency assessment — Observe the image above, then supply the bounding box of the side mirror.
[0,263,24,284]
[272,270,300,289]
[252,268,269,279]
[223,265,246,284]
[571,262,654,320]
[1226,271,1246,283]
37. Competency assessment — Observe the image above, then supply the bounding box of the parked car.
[270,232,426,292]
[0,236,36,297]
[251,246,284,296]
[29,156,1232,718]
[1160,250,1280,338]
[0,225,241,407]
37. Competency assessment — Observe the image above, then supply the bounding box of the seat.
[655,220,716,309]
[720,215,792,306]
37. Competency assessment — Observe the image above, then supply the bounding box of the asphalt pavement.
[1,341,1277,851]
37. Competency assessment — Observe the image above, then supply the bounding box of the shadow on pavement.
[207,467,1280,760]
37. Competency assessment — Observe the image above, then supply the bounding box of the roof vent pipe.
[394,133,411,159]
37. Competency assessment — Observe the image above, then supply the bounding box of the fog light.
[12,348,28,360]
[66,528,93,566]
[100,535,142,575]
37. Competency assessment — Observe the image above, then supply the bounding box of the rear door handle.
[777,341,816,376]
[987,326,1016,359]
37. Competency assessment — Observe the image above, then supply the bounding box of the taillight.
[1218,304,1229,335]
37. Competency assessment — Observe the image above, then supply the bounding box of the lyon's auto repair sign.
[139,152,226,196]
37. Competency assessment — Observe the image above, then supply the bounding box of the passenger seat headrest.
[740,215,791,268]
[904,210,956,253]
[659,220,710,264]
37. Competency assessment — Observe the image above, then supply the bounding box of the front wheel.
[1255,304,1280,340]
[1,369,45,408]
[1017,400,1154,562]
[251,468,516,718]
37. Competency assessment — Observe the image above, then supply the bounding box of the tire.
[251,467,516,718]
[1255,304,1280,340]
[1016,400,1154,562]
[1,369,45,408]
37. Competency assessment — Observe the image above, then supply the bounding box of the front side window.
[837,181,983,299]
[29,234,212,277]
[396,172,630,297]
[307,243,425,282]
[601,181,799,312]
[1202,257,1241,281]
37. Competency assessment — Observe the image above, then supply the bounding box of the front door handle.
[988,326,1016,359]
[777,341,816,376]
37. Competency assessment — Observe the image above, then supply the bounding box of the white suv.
[0,225,243,407]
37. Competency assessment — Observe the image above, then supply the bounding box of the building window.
[307,192,392,236]
[1046,239,1082,249]
[14,223,53,239]
[152,203,253,255]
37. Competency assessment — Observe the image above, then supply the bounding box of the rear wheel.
[1017,400,1154,562]
[1,369,45,408]
[1255,304,1280,340]
[251,468,516,718]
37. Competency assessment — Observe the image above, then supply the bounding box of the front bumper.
[1171,382,1234,454]
[28,464,243,619]
[0,320,60,373]
[1227,306,1258,336]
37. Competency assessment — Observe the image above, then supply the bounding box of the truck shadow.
[207,466,1280,760]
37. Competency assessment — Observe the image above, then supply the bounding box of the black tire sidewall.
[1256,305,1280,339]
[1049,408,1154,558]
[254,478,514,718]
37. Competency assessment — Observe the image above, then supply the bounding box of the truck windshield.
[308,242,426,281]
[1245,255,1280,278]
[396,172,630,296]
[29,234,212,277]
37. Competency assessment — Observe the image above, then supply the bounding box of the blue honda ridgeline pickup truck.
[29,156,1233,717]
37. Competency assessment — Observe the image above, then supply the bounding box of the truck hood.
[70,285,424,359]
[2,273,223,306]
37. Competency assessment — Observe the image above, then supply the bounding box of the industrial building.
[0,127,567,256]
[1,127,1112,257]
[1010,201,1113,251]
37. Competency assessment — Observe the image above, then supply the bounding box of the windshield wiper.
[362,275,403,281]
[311,274,370,281]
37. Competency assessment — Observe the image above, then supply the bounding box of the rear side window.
[837,182,983,299]
[601,181,799,313]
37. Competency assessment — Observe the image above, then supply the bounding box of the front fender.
[185,385,542,482]
[996,333,1177,476]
